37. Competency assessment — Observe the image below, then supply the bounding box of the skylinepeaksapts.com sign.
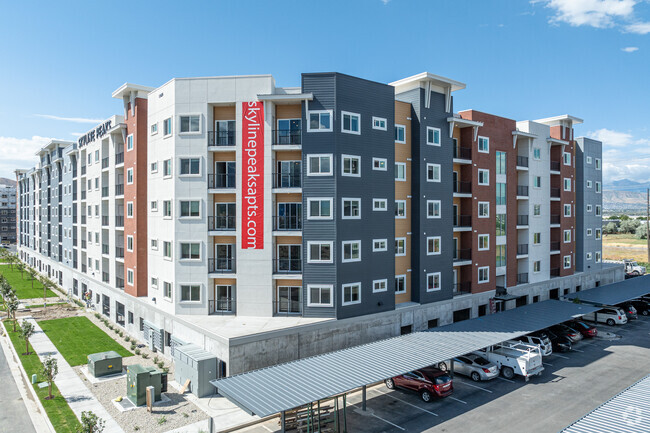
[241,101,264,249]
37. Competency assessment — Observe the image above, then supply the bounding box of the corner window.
[341,111,360,135]
[342,283,361,306]
[308,110,333,132]
[308,242,333,263]
[372,117,387,131]
[373,158,387,171]
[373,199,387,211]
[180,158,200,175]
[395,162,406,181]
[426,127,441,146]
[427,163,441,182]
[427,236,441,255]
[342,155,361,177]
[478,234,489,250]
[126,134,134,151]
[427,272,441,292]
[478,266,489,283]
[180,115,200,133]
[307,198,332,220]
[373,279,388,293]
[395,238,406,256]
[478,169,489,186]
[395,200,406,218]
[373,239,387,251]
[180,285,201,302]
[478,136,489,153]
[307,285,333,307]
[342,198,361,219]
[307,154,332,176]
[342,240,361,262]
[163,117,172,136]
[427,200,441,218]
[395,124,406,143]
[180,200,200,217]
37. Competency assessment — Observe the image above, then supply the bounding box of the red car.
[385,367,453,402]
[566,320,598,338]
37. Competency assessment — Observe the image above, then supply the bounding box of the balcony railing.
[274,299,302,316]
[208,258,236,273]
[274,258,302,274]
[115,152,124,165]
[517,214,529,226]
[550,161,561,172]
[116,277,124,289]
[115,216,124,227]
[516,156,529,167]
[273,215,302,231]
[517,244,528,255]
[102,244,109,255]
[272,129,302,145]
[453,146,472,160]
[273,172,301,189]
[550,268,560,277]
[208,174,236,189]
[102,157,109,169]
[517,272,529,284]
[453,248,472,262]
[208,216,236,231]
[101,216,109,226]
[517,185,529,196]
[115,247,124,258]
[550,241,560,251]
[101,186,109,198]
[453,214,472,229]
[208,131,236,147]
[209,299,236,315]
[453,282,471,296]
[550,214,560,225]
[453,181,472,194]
[115,184,124,196]
[551,188,561,198]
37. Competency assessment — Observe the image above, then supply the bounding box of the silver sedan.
[452,354,500,381]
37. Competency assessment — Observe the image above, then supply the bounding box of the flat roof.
[565,275,650,306]
[563,374,650,432]
[211,300,598,417]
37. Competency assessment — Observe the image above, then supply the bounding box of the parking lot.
[237,316,650,433]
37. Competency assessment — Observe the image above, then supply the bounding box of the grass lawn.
[3,320,81,433]
[0,265,57,299]
[39,316,132,366]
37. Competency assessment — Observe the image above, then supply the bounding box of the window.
[180,284,201,302]
[307,285,333,307]
[596,252,601,263]
[342,155,360,177]
[496,183,506,205]
[533,233,541,244]
[586,252,592,261]
[163,117,172,136]
[342,241,361,262]
[564,204,571,217]
[534,176,541,188]
[395,200,406,218]
[308,242,332,263]
[308,198,332,219]
[180,115,200,133]
[163,159,172,177]
[478,234,489,250]
[180,243,200,260]
[478,169,489,185]
[150,162,158,173]
[427,200,441,218]
[126,134,134,151]
[180,200,200,217]
[163,281,172,299]
[478,136,489,153]
[595,229,602,240]
[95,150,99,162]
[342,283,361,305]
[533,204,541,216]
[533,148,541,160]
[341,111,360,134]
[595,181,601,193]
[373,199,387,211]
[308,110,332,132]
[163,241,172,259]
[373,279,388,292]
[150,123,158,135]
[342,198,360,219]
[151,239,158,250]
[478,202,489,218]
[395,275,406,294]
[395,124,406,143]
[563,255,571,269]
[427,236,441,255]
[426,127,441,146]
[595,205,601,216]
[373,158,387,171]
[586,228,593,236]
[127,269,134,286]
[95,177,99,189]
[595,158,601,170]
[586,180,592,188]
[180,158,200,175]
[126,168,134,184]
[478,266,489,283]
[427,163,441,182]
[163,200,172,218]
[151,200,158,212]
[372,117,387,131]
[586,156,592,164]
[373,239,387,252]
[496,151,506,175]
[426,273,441,291]
[496,245,506,267]
[307,154,332,176]
[563,152,571,166]
[564,230,571,243]
[533,261,541,273]
[395,162,406,181]
[564,178,571,191]
[395,238,406,256]
[496,214,506,236]
[586,204,592,212]
[127,235,134,252]
[126,202,133,218]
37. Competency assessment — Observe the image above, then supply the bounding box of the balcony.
[208,258,236,274]
[208,216,235,232]
[517,272,529,285]
[516,185,528,197]
[453,248,472,265]
[550,241,560,252]
[115,216,124,227]
[208,131,236,148]
[272,129,302,146]
[274,299,302,316]
[101,186,109,198]
[208,174,236,190]
[550,161,561,172]
[453,181,472,195]
[115,247,124,258]
[550,268,560,278]
[517,214,529,226]
[115,184,124,196]
[273,173,301,189]
[551,188,561,199]
[274,258,302,274]
[453,146,472,162]
[209,299,235,315]
[115,152,124,165]
[116,277,124,289]
[102,244,109,255]
[517,244,528,256]
[102,157,109,169]
[550,214,560,225]
[453,282,471,296]
[101,216,109,226]
[516,156,529,168]
[273,215,302,231]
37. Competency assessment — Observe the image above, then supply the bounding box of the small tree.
[77,411,105,433]
[16,261,25,278]
[41,356,58,400]
[27,267,38,290]
[620,219,640,234]
[19,320,35,355]
[7,298,18,332]
[635,224,648,240]
[604,222,618,235]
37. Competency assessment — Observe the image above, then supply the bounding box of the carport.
[210,300,598,431]
[564,275,650,306]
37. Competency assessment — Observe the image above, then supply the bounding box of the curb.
[0,320,57,433]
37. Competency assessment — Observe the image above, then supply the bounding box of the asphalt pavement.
[0,342,37,433]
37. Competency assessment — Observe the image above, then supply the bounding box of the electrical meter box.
[126,364,164,406]
[87,351,123,378]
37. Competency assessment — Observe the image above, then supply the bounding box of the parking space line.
[455,380,493,393]
[543,362,554,366]
[552,353,570,359]
[449,396,467,404]
[572,348,585,353]
[372,389,439,416]
[351,404,407,431]
[497,377,515,383]
[262,424,274,432]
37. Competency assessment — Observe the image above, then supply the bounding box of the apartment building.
[575,137,603,272]
[0,182,16,244]
[15,71,618,375]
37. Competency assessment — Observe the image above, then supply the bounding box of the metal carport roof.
[563,374,650,432]
[565,275,650,306]
[211,300,599,417]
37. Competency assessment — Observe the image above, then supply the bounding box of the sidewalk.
[26,318,124,433]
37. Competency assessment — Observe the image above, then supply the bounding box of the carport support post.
[450,359,454,378]
[280,411,286,433]
[343,394,348,433]
[362,385,367,411]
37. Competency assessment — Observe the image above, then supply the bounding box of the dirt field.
[602,233,649,265]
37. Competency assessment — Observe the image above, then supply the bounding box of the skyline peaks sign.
[242,101,264,249]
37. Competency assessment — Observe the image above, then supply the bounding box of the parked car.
[617,303,638,321]
[630,300,650,316]
[509,333,553,356]
[565,320,598,338]
[582,307,628,326]
[385,367,453,402]
[548,331,573,352]
[451,354,499,382]
[549,324,583,343]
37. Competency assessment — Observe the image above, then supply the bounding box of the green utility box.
[87,351,123,378]
[126,364,165,406]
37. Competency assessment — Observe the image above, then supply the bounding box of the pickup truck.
[506,333,553,357]
[473,342,544,381]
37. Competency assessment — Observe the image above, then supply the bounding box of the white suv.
[582,307,628,326]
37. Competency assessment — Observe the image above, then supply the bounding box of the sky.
[0,0,648,185]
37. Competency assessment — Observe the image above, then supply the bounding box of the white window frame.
[341,198,361,220]
[533,148,541,160]
[395,200,406,219]
[127,268,134,286]
[426,272,441,292]
[395,275,406,294]
[586,204,592,212]
[586,156,592,164]
[395,162,406,181]
[150,122,158,136]
[126,201,134,218]
[595,158,601,170]
[478,136,489,153]
[150,161,158,173]
[307,285,334,307]
[596,181,601,193]
[307,198,333,220]
[395,124,406,144]
[341,283,361,306]
[126,235,134,252]
[341,111,361,135]
[151,200,158,212]
[533,261,541,273]
[478,169,489,186]
[586,252,592,261]
[595,205,601,216]
[372,116,387,131]
[307,241,333,264]
[126,134,134,152]
[151,239,158,250]
[427,236,441,255]
[564,178,571,191]
[564,230,571,243]
[586,228,593,237]
[534,204,541,216]
[563,152,571,166]
[342,240,361,263]
[179,242,201,261]
[126,168,134,185]
[372,199,387,211]
[179,284,202,303]
[341,154,361,177]
[478,201,489,218]
[395,237,406,256]
[373,239,387,252]
[478,234,489,251]
[427,200,441,219]
[426,126,441,146]
[179,200,201,218]
[163,117,173,136]
[307,110,333,132]
[372,157,387,171]
[533,233,541,244]
[563,255,571,269]
[179,157,202,176]
[564,204,572,217]
[427,163,441,182]
[306,154,333,177]
[586,180,592,188]
[373,279,388,293]
[178,114,202,135]
[478,266,490,283]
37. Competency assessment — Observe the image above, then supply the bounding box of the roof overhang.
[513,130,537,139]
[447,116,483,139]
[390,72,466,93]
[548,137,569,146]
[534,114,584,127]
[564,274,650,306]
[111,83,155,99]
[257,93,313,103]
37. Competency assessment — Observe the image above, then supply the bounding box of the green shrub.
[94,313,100,319]
[134,349,141,355]
[125,336,130,342]
[141,353,148,359]
[157,361,164,369]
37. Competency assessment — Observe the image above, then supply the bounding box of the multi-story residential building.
[16,71,618,375]
[0,182,17,244]
[575,137,603,271]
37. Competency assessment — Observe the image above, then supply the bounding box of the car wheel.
[642,310,649,316]
[471,371,481,382]
[502,367,515,380]
[420,390,432,402]
[385,378,395,389]
[437,362,448,372]
[606,318,615,326]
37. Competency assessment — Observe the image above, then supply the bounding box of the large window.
[395,124,406,143]
[308,242,332,263]
[342,155,360,176]
[215,203,236,230]
[427,200,441,218]
[180,158,200,175]
[426,127,441,146]
[342,283,361,305]
[180,115,200,133]
[307,198,332,219]
[478,136,489,153]
[181,284,201,301]
[308,154,332,175]
[308,285,333,307]
[342,240,361,262]
[496,214,506,236]
[308,110,332,132]
[427,236,441,255]
[180,200,200,217]
[427,273,441,292]
[395,162,406,181]
[427,163,441,182]
[180,243,200,260]
[496,183,506,205]
[277,286,301,313]
[496,245,506,267]
[496,151,506,174]
[341,111,360,134]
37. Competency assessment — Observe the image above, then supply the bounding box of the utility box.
[126,364,165,406]
[172,344,218,398]
[87,351,123,378]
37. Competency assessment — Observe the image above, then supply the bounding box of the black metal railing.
[273,215,302,231]
[517,244,528,255]
[550,268,560,277]
[453,146,472,160]
[453,214,472,228]
[208,131,236,147]
[550,214,560,225]
[115,184,124,196]
[101,216,109,226]
[273,172,301,189]
[208,258,236,273]
[453,282,471,296]
[550,161,561,172]
[208,173,236,189]
[115,152,124,165]
[551,188,561,198]
[550,241,560,251]
[517,156,529,167]
[274,300,302,316]
[517,185,529,196]
[102,244,109,255]
[453,181,472,194]
[453,248,472,262]
[209,299,236,315]
[115,247,124,258]
[102,157,109,169]
[517,214,529,226]
[517,273,529,284]
[115,216,124,227]
[272,129,302,145]
[208,216,236,231]
[273,258,302,274]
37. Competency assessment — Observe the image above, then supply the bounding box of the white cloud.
[536,0,649,33]
[622,46,639,52]
[381,0,390,4]
[35,114,103,124]
[69,132,83,137]
[589,128,635,146]
[0,135,56,179]
[625,21,650,34]
[587,128,650,183]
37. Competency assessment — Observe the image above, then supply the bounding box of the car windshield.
[472,357,490,366]
[573,322,587,329]
[434,375,451,385]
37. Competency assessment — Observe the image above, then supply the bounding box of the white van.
[582,307,628,326]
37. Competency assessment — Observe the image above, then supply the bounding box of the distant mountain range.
[603,179,649,212]
[0,177,16,187]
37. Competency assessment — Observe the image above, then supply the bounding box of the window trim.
[478,169,489,186]
[307,241,333,264]
[564,178,571,191]
[427,236,441,255]
[373,238,387,252]
[478,136,490,153]
[478,234,489,251]
[395,275,406,294]
[426,272,441,292]
[341,111,361,135]
[342,240,361,263]
[341,154,361,177]
[372,157,387,171]
[564,230,571,243]
[179,199,201,219]
[306,154,333,176]
[126,201,134,219]
[126,168,134,185]
[163,117,173,137]
[395,200,406,219]
[395,237,406,256]
[427,163,441,183]
[564,204,572,217]
[426,126,441,146]
[372,116,387,131]
[372,198,387,211]
[126,134,134,152]
[179,242,202,261]
[307,284,334,307]
[395,162,406,181]
[307,110,333,133]
[126,235,134,252]
[427,200,441,219]
[373,278,388,293]
[179,283,202,303]
[307,197,333,220]
[178,113,202,135]
[341,198,361,220]
[478,201,490,218]
[341,283,362,306]
[178,157,202,177]
[395,124,406,144]
[150,122,158,136]
[563,255,572,269]
[478,266,490,283]
[126,268,135,286]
